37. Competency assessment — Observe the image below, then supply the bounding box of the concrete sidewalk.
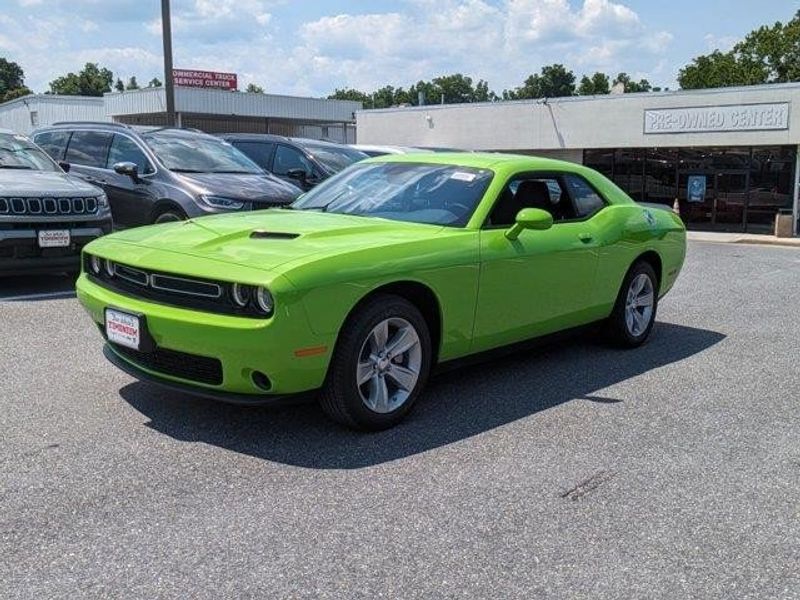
[687,230,800,248]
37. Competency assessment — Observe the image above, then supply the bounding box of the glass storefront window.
[583,145,797,234]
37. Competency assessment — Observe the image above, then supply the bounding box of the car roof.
[363,151,584,172]
[219,133,290,142]
[351,144,433,154]
[34,122,217,139]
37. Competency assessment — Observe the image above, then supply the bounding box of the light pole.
[161,0,176,126]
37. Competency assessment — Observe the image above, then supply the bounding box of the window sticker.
[450,171,476,182]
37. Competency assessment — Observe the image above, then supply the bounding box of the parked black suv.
[219,134,367,191]
[0,129,111,275]
[33,123,301,229]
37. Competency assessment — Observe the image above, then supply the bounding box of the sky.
[1,0,797,97]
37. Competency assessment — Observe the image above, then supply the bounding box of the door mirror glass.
[505,207,553,240]
[113,161,139,178]
[58,161,71,173]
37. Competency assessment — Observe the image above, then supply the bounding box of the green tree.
[114,78,125,92]
[578,72,610,95]
[0,57,30,102]
[49,63,114,96]
[147,77,162,88]
[246,83,264,93]
[126,76,139,90]
[613,72,652,93]
[678,10,799,89]
[503,64,576,99]
[328,87,369,103]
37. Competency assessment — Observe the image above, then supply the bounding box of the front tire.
[153,208,187,224]
[604,260,658,348]
[320,294,432,431]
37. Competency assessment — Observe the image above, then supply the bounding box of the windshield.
[143,132,263,174]
[0,133,60,172]
[303,143,367,173]
[291,162,493,226]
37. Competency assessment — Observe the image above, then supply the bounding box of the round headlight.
[255,287,274,314]
[89,255,101,275]
[231,283,250,307]
[104,259,115,277]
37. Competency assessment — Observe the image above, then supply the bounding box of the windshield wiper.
[0,164,33,169]
[170,168,205,173]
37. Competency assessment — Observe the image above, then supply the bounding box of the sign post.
[161,0,175,127]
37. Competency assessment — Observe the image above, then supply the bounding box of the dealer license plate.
[105,308,141,350]
[38,230,71,248]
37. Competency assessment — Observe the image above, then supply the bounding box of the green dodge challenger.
[77,153,686,430]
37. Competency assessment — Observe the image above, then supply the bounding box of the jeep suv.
[220,134,367,191]
[33,123,301,229]
[0,129,111,275]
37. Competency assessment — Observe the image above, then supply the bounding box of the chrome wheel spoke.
[356,360,374,386]
[386,326,418,357]
[369,375,390,412]
[370,320,389,352]
[635,292,654,308]
[386,365,418,391]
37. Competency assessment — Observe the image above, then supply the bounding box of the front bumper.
[76,274,333,396]
[0,222,111,274]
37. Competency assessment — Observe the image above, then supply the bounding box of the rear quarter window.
[65,131,113,168]
[33,131,71,161]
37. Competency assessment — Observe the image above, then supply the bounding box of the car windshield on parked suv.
[0,129,111,275]
[220,134,368,191]
[33,123,302,229]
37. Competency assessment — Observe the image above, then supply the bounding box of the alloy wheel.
[356,317,422,413]
[624,273,654,337]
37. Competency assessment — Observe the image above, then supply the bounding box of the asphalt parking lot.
[2,241,799,599]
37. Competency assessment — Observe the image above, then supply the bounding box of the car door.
[102,134,157,228]
[471,172,603,353]
[230,140,276,172]
[270,144,317,190]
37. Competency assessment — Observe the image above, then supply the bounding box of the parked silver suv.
[0,129,111,275]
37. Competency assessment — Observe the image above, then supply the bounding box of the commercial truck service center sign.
[644,103,789,134]
[173,69,238,90]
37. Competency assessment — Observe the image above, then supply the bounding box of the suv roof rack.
[51,121,132,129]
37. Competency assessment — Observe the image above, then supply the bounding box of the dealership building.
[357,82,800,236]
[0,87,360,142]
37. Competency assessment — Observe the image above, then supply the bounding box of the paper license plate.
[105,308,141,350]
[38,230,71,248]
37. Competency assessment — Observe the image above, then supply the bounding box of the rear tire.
[603,260,659,348]
[320,294,432,431]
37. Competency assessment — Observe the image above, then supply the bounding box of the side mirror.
[113,161,139,179]
[505,207,553,240]
[285,168,307,183]
[58,161,71,173]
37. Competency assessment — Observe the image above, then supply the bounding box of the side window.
[107,135,153,174]
[232,141,275,169]
[33,131,71,161]
[272,144,313,176]
[564,174,606,218]
[64,131,113,168]
[488,175,573,227]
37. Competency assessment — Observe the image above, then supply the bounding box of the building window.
[29,111,39,127]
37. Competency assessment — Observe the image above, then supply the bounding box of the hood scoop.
[250,230,300,240]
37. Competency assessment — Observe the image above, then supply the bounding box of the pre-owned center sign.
[644,102,789,134]
[173,69,238,90]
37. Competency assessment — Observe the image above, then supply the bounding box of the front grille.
[85,255,270,318]
[111,343,223,385]
[0,196,99,216]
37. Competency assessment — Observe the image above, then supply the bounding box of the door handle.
[578,233,593,243]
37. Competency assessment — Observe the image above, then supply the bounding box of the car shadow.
[119,322,724,469]
[0,274,77,301]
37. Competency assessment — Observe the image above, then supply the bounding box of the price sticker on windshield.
[450,171,477,182]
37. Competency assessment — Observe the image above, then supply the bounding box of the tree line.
[0,10,797,104]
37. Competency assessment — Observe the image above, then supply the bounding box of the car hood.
[98,209,444,273]
[174,172,301,205]
[0,170,101,196]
